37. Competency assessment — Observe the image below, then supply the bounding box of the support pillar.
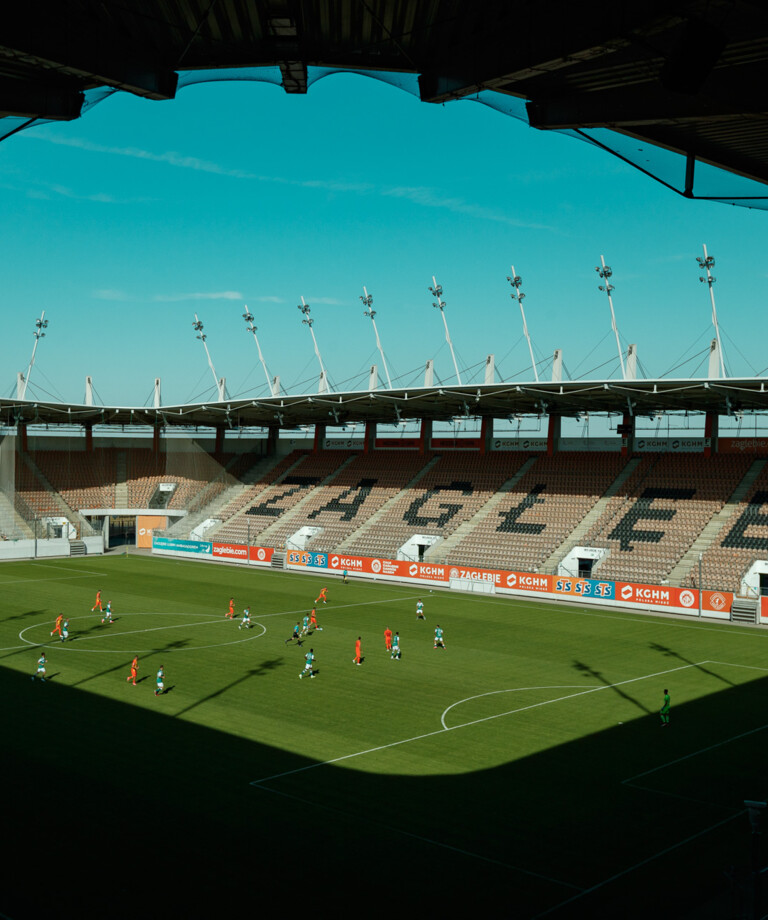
[266,424,279,456]
[364,421,377,454]
[704,412,719,457]
[84,422,93,454]
[313,423,326,452]
[480,416,493,456]
[153,424,161,457]
[419,419,432,455]
[214,425,225,458]
[18,421,27,453]
[620,413,635,458]
[546,415,560,456]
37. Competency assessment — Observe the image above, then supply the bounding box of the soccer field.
[2,554,767,918]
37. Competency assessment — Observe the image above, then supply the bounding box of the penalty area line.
[252,662,700,785]
[532,811,743,918]
[250,781,584,892]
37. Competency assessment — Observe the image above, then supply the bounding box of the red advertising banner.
[718,438,768,454]
[249,545,274,564]
[212,541,249,561]
[374,438,420,449]
[615,582,698,609]
[430,438,481,450]
[761,596,768,622]
[702,590,733,614]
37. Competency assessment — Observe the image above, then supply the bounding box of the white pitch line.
[0,574,103,587]
[440,686,592,730]
[707,659,768,672]
[251,662,700,785]
[252,781,584,891]
[532,811,743,919]
[30,562,106,576]
[623,722,768,785]
[250,594,427,621]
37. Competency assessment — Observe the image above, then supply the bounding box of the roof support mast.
[428,276,461,385]
[298,297,329,394]
[18,310,48,400]
[242,306,277,396]
[595,255,626,380]
[507,266,538,382]
[361,286,392,389]
[192,314,226,401]
[697,244,726,379]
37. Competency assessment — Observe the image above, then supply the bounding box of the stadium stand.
[442,452,626,572]
[584,453,753,585]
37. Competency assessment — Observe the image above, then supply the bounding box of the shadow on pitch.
[648,642,735,687]
[174,658,285,717]
[573,659,652,714]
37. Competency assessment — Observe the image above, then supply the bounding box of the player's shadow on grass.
[648,642,735,687]
[71,641,186,688]
[6,608,48,623]
[174,659,284,717]
[573,660,652,714]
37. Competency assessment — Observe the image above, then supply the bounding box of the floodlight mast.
[595,255,626,380]
[19,310,48,399]
[361,286,392,389]
[428,276,462,385]
[507,267,539,383]
[192,314,225,401]
[297,297,329,387]
[242,307,276,397]
[696,244,726,379]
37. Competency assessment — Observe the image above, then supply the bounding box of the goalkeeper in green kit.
[660,689,670,726]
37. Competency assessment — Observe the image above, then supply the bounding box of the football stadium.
[3,3,768,919]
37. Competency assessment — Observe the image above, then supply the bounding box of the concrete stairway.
[667,458,767,587]
[430,456,538,562]
[540,457,642,574]
[21,453,95,537]
[256,454,359,546]
[204,452,318,542]
[165,453,288,538]
[114,451,129,507]
[336,455,441,552]
[0,491,34,539]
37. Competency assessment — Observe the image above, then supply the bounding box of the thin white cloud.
[249,296,285,303]
[152,291,244,302]
[92,289,131,301]
[28,133,553,229]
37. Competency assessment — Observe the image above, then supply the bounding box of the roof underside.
[5,378,768,429]
[2,1,768,190]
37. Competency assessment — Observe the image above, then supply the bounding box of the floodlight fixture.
[18,309,49,400]
[507,265,539,382]
[360,285,392,389]
[427,275,462,385]
[298,296,329,389]
[192,313,225,400]
[696,244,726,378]
[243,305,277,397]
[595,255,626,380]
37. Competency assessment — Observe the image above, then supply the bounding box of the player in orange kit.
[315,587,328,605]
[91,590,103,613]
[384,627,393,652]
[50,613,64,638]
[226,597,235,619]
[126,655,139,686]
[353,636,362,666]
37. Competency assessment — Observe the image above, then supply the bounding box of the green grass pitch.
[2,553,767,918]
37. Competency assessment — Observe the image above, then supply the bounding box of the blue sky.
[2,71,767,415]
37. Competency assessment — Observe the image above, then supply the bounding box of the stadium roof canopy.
[5,377,768,430]
[2,1,768,205]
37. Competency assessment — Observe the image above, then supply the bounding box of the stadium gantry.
[1,0,768,207]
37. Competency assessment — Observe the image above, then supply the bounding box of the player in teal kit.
[32,653,46,681]
[299,649,316,679]
[434,625,445,649]
[155,665,165,696]
[239,607,251,630]
[416,599,425,620]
